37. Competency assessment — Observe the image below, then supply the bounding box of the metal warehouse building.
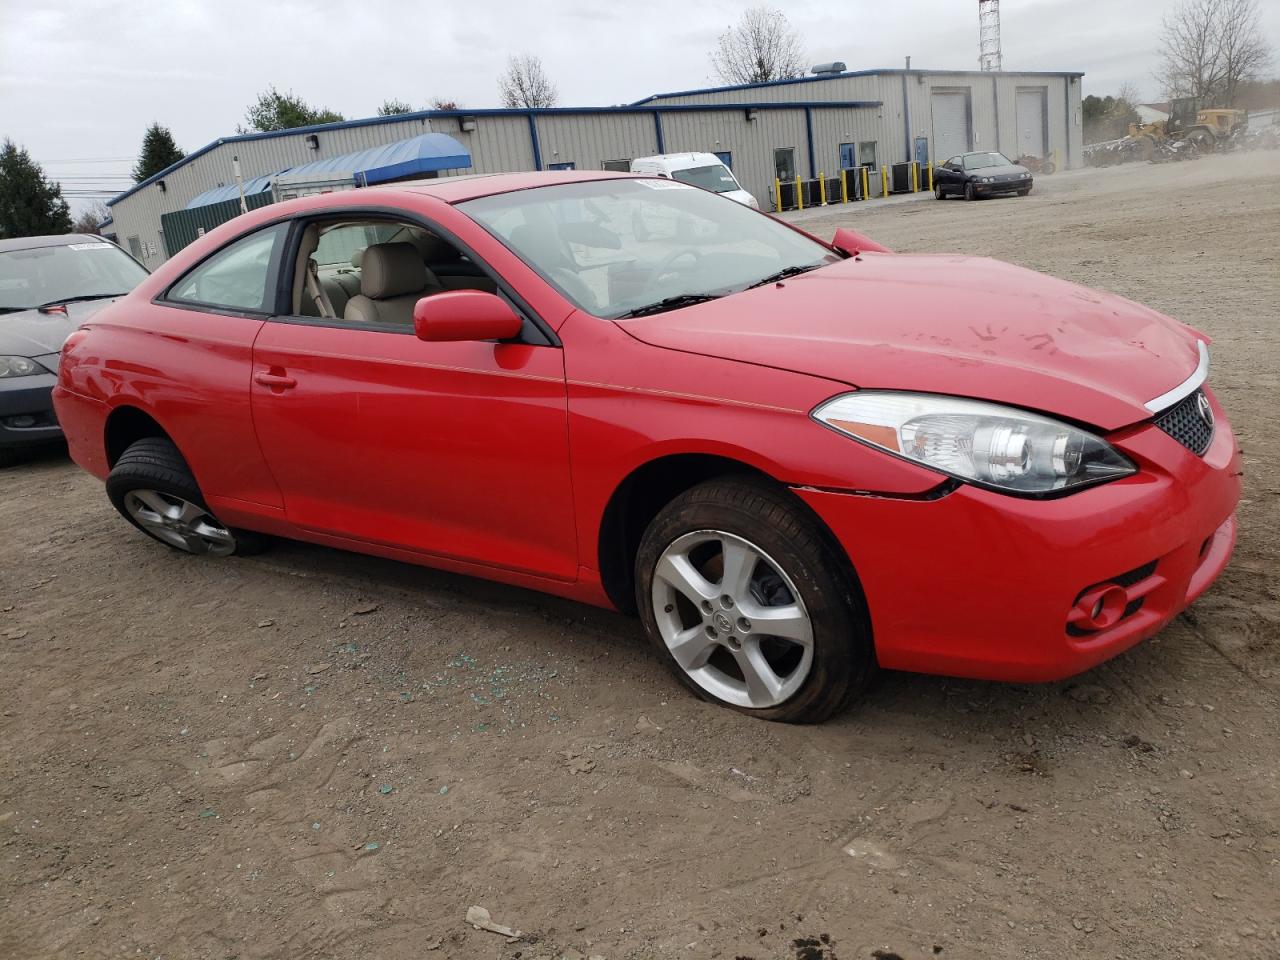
[107,66,1083,266]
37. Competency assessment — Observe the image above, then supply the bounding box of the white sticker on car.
[635,179,695,190]
[68,243,112,251]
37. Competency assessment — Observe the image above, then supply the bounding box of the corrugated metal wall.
[110,69,1083,265]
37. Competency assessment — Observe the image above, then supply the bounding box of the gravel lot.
[2,151,1278,960]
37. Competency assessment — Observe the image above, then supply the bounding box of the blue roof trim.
[108,102,880,207]
[631,67,1085,105]
[185,172,279,209]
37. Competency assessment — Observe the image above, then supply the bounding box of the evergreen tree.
[0,139,72,239]
[132,123,184,182]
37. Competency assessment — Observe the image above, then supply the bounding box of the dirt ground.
[2,151,1278,960]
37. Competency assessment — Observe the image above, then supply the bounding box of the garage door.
[1016,88,1048,158]
[931,90,971,160]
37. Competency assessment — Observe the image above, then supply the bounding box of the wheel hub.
[123,489,236,557]
[651,529,814,709]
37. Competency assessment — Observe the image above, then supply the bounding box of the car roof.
[0,234,107,253]
[387,169,645,203]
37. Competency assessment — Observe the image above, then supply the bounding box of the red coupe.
[53,171,1241,722]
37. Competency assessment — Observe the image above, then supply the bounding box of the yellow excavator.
[1128,97,1248,159]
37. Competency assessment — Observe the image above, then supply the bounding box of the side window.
[857,141,878,170]
[290,217,499,327]
[168,224,286,312]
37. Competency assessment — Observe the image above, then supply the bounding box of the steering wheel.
[651,247,704,283]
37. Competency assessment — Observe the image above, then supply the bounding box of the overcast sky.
[2,0,1277,214]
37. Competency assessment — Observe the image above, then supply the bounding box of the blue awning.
[284,133,471,186]
[186,173,280,209]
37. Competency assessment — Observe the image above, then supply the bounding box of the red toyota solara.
[54,171,1241,722]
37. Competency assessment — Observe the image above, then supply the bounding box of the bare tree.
[72,201,109,236]
[498,54,558,108]
[429,97,460,111]
[710,6,806,85]
[1157,0,1271,105]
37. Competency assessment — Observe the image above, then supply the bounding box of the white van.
[629,153,759,208]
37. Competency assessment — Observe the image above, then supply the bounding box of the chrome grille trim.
[1145,340,1210,413]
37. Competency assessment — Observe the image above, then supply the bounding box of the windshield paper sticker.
[636,179,695,190]
[68,243,112,251]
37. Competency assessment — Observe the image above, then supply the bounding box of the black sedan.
[0,234,147,466]
[933,151,1034,200]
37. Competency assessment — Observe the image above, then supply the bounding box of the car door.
[249,215,578,581]
[938,157,962,193]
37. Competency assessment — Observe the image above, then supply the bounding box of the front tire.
[934,184,945,200]
[964,182,977,201]
[636,477,874,723]
[106,437,266,556]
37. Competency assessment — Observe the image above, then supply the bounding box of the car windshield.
[963,152,1014,170]
[670,164,740,194]
[0,241,147,312]
[459,179,839,319]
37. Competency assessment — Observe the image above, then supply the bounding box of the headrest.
[351,249,363,268]
[360,243,427,299]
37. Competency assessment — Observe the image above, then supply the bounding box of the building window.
[857,141,878,170]
[774,148,796,182]
[600,159,631,172]
[713,151,733,170]
[549,161,576,171]
[126,236,143,259]
[839,143,857,169]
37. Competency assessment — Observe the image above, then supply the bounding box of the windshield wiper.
[744,264,821,290]
[33,293,127,310]
[616,293,724,318]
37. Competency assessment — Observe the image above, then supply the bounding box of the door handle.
[254,371,297,390]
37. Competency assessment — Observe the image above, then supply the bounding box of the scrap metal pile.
[1085,122,1279,168]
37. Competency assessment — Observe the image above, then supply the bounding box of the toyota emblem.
[1196,392,1214,428]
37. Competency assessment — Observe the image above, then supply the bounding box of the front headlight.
[812,391,1136,496]
[0,356,48,379]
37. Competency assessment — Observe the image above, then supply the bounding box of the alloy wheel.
[650,529,814,709]
[123,489,236,556]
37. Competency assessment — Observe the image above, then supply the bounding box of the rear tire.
[106,437,267,557]
[635,476,874,723]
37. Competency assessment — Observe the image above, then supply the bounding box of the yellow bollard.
[774,178,782,213]
[911,162,919,193]
[881,166,888,197]
[861,166,869,200]
[927,163,934,192]
[795,175,803,210]
[840,169,848,204]
[818,172,826,206]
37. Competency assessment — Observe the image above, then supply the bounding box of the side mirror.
[831,226,892,257]
[413,290,523,343]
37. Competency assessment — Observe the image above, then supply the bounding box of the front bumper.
[794,389,1242,682]
[974,177,1032,195]
[0,372,61,448]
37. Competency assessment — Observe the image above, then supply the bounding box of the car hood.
[0,299,116,365]
[969,163,1029,178]
[617,254,1203,431]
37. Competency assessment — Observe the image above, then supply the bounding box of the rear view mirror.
[831,227,892,257]
[413,290,523,343]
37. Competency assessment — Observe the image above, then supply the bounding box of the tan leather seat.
[344,242,442,325]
